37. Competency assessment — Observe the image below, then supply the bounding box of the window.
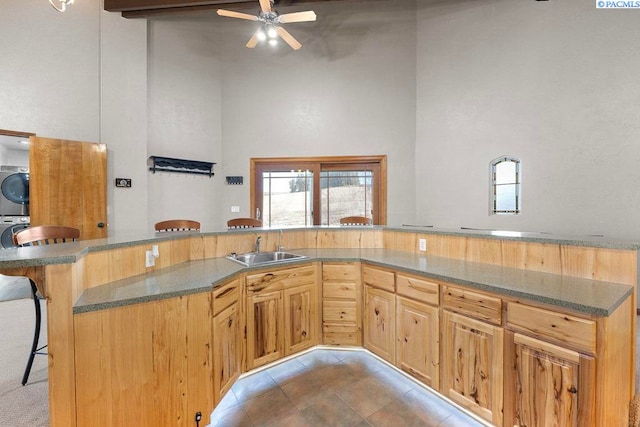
[252,156,386,226]
[490,156,520,215]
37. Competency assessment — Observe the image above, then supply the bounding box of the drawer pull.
[215,287,235,299]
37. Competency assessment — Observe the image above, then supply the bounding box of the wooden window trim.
[251,155,387,225]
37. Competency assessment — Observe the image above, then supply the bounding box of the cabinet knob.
[97,222,105,228]
[568,386,577,394]
[228,318,233,328]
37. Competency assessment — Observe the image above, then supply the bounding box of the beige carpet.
[0,298,48,426]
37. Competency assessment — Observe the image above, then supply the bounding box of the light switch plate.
[419,238,427,251]
[231,206,240,213]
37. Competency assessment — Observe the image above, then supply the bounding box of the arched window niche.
[490,156,521,215]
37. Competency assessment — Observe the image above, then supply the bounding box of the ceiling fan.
[217,0,316,51]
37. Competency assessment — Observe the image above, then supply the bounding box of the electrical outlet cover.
[419,238,427,251]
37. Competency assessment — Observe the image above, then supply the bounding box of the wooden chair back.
[155,219,201,232]
[339,216,373,226]
[227,218,263,229]
[14,225,81,246]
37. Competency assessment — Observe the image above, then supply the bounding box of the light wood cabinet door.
[364,285,395,363]
[246,290,284,369]
[396,297,439,388]
[30,137,107,239]
[284,283,319,356]
[442,310,504,426]
[504,331,595,427]
[213,302,242,405]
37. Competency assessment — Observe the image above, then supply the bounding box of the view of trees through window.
[252,157,386,227]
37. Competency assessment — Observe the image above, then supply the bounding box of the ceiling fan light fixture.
[269,39,278,47]
[267,25,278,39]
[256,29,267,41]
[49,0,74,12]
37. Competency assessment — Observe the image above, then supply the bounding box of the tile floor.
[209,348,487,427]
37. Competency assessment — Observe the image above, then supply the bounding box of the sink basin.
[226,251,307,267]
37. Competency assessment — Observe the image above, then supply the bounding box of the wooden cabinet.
[247,290,284,369]
[212,279,243,404]
[441,310,504,426]
[246,264,319,369]
[396,296,439,388]
[322,262,362,346]
[284,283,318,355]
[504,331,595,427]
[364,285,396,363]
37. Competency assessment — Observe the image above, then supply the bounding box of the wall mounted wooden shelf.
[148,156,215,177]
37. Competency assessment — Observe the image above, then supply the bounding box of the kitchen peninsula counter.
[72,248,632,317]
[0,226,636,427]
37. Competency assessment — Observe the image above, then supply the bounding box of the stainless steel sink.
[226,251,307,267]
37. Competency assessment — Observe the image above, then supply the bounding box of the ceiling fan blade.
[259,0,272,14]
[217,9,258,21]
[276,26,302,50]
[246,32,259,48]
[278,11,317,24]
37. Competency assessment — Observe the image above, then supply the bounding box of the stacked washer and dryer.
[0,166,30,248]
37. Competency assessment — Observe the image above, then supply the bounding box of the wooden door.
[504,332,595,427]
[246,290,283,369]
[212,302,242,404]
[283,283,318,356]
[363,285,395,363]
[396,296,439,388]
[442,310,504,426]
[29,137,107,240]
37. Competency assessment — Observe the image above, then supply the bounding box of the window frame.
[490,156,521,215]
[251,155,387,226]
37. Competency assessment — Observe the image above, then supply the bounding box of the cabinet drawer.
[323,300,357,323]
[396,274,439,306]
[362,265,395,292]
[323,282,357,300]
[323,324,361,346]
[442,286,502,325]
[246,265,316,294]
[323,263,358,282]
[212,279,240,316]
[507,302,596,354]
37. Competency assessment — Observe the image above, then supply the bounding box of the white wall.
[415,0,640,239]
[0,0,100,141]
[147,18,224,229]
[4,0,640,239]
[100,9,149,233]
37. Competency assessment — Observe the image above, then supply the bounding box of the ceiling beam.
[105,0,354,17]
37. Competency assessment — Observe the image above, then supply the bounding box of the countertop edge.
[73,251,633,318]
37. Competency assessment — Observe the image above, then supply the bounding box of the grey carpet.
[0,298,48,426]
[0,275,31,302]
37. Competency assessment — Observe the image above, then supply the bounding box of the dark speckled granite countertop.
[73,248,633,317]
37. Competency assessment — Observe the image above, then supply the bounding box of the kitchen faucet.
[277,229,284,252]
[255,236,262,253]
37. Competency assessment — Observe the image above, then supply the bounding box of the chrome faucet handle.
[255,236,262,253]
